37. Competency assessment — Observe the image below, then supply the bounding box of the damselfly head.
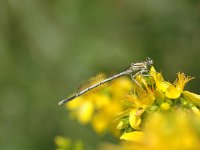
[145,57,153,66]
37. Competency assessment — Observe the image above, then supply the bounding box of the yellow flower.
[60,65,200,150]
[182,91,200,107]
[77,100,94,124]
[66,97,94,124]
[165,73,193,99]
[150,67,193,99]
[143,111,200,150]
[127,92,155,130]
[118,75,155,131]
[93,94,110,109]
[118,110,200,150]
[92,113,108,133]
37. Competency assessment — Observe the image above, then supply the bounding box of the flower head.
[117,66,200,147]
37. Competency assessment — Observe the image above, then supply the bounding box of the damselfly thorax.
[59,57,153,105]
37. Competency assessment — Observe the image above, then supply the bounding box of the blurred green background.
[0,0,200,149]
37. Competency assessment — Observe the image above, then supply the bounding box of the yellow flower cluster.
[57,66,200,150]
[117,66,200,149]
[113,110,200,150]
[66,73,133,134]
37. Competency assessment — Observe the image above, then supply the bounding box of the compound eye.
[146,57,151,61]
[146,57,153,65]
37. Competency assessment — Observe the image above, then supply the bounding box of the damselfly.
[59,57,153,105]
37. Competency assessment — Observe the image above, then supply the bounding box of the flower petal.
[150,67,170,92]
[182,91,200,107]
[165,85,181,99]
[78,100,94,124]
[191,106,200,117]
[129,109,141,130]
[175,73,193,91]
[120,131,144,143]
